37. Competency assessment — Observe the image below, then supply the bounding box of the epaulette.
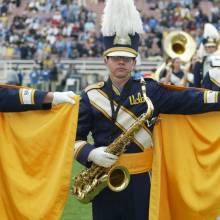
[84,82,105,93]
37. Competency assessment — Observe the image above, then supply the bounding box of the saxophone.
[72,78,154,203]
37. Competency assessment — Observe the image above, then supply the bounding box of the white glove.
[52,91,76,105]
[88,147,118,168]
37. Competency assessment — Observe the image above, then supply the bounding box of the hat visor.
[205,42,217,47]
[107,51,136,58]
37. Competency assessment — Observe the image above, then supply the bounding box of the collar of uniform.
[112,84,121,96]
[106,77,133,97]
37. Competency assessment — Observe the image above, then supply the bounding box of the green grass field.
[61,162,92,220]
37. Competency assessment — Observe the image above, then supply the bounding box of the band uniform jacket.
[75,77,220,220]
[169,70,185,86]
[193,56,212,88]
[0,86,50,112]
[202,67,220,91]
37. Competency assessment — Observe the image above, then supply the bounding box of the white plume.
[203,23,220,40]
[101,0,144,37]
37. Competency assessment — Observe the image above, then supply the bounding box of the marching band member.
[74,1,220,220]
[163,57,188,86]
[202,55,220,91]
[193,23,219,87]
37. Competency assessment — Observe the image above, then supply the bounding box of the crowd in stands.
[0,0,102,61]
[0,0,220,92]
[139,0,220,58]
[6,59,64,91]
[0,0,219,61]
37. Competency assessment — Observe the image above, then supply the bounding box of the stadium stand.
[0,0,219,91]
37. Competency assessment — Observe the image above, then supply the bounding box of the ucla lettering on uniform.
[129,92,145,105]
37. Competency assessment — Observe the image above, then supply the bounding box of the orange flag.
[0,98,79,220]
[150,113,220,220]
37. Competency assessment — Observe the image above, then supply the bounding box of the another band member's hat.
[101,0,143,58]
[203,23,219,47]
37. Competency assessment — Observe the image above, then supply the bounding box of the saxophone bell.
[107,166,130,192]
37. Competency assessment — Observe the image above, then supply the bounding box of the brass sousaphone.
[155,30,197,81]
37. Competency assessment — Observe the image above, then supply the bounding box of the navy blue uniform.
[202,68,220,91]
[193,57,212,88]
[193,61,203,87]
[169,70,185,85]
[75,77,220,220]
[0,86,50,112]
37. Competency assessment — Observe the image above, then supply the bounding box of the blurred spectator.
[49,61,59,91]
[29,65,39,88]
[6,67,19,85]
[62,64,82,93]
[14,65,25,86]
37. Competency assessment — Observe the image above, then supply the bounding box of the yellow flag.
[150,113,220,220]
[0,98,79,220]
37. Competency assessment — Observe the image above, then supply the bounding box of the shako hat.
[101,0,143,58]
